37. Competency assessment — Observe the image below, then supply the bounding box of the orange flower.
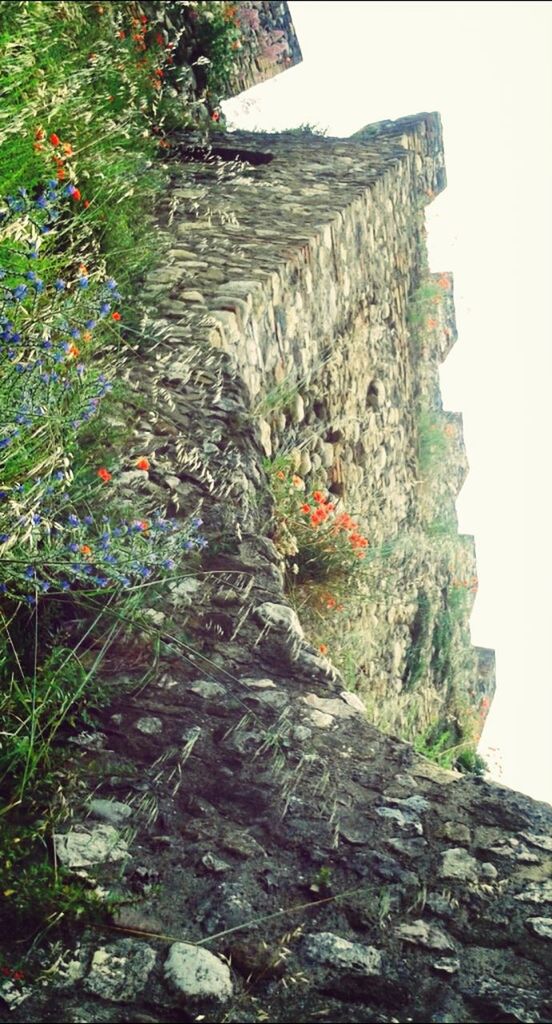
[63,142,73,156]
[97,467,112,483]
[319,643,328,655]
[312,490,324,504]
[57,167,66,181]
[67,344,80,358]
[82,331,92,342]
[427,318,438,329]
[136,457,150,471]
[437,275,450,289]
[276,470,286,480]
[300,504,311,514]
[33,143,44,153]
[112,311,121,321]
[35,127,45,140]
[80,544,92,556]
[291,474,304,489]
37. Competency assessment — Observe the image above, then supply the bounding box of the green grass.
[0,0,244,943]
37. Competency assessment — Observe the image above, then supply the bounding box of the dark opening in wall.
[178,146,273,166]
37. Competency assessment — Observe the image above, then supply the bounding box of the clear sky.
[224,1,552,804]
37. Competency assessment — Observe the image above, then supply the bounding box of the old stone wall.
[5,113,551,1024]
[142,113,494,744]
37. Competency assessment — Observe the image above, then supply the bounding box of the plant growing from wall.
[267,459,370,586]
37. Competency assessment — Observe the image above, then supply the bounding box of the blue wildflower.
[40,580,50,592]
[32,514,41,525]
[78,276,89,289]
[12,284,28,300]
[26,271,37,282]
[54,279,66,292]
[67,514,80,527]
[163,558,176,570]
[0,438,12,449]
[85,320,96,330]
[83,515,93,526]
[24,566,35,579]
[0,533,10,543]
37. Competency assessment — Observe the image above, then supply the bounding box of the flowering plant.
[268,463,370,585]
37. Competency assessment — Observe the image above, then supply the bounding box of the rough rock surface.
[4,115,552,1024]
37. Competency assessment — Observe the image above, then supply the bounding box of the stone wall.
[6,112,552,1024]
[141,113,494,744]
[227,2,303,95]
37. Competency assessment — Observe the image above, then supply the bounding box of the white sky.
[224,1,552,805]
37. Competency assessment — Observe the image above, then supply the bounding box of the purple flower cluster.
[0,505,207,602]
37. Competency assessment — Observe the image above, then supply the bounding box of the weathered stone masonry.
[145,113,494,741]
[7,115,552,1024]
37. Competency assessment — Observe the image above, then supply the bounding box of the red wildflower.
[300,504,311,514]
[211,111,220,122]
[136,457,150,471]
[154,68,163,78]
[72,188,81,201]
[57,168,66,180]
[97,467,112,483]
[156,32,164,44]
[312,491,324,504]
[49,132,60,146]
[83,199,90,208]
[112,311,121,321]
[35,127,44,140]
[118,30,126,39]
